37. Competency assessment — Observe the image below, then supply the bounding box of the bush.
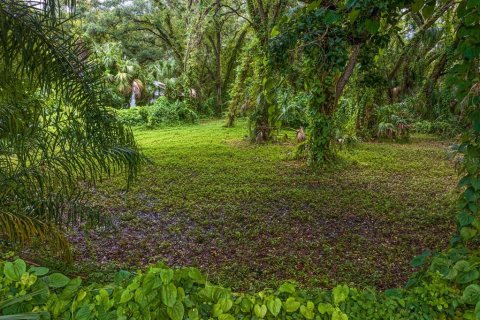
[110,107,148,127]
[147,98,181,126]
[413,119,460,138]
[1,248,480,320]
[115,97,199,128]
[375,101,413,140]
[277,92,310,129]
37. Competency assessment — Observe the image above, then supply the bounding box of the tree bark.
[214,0,222,113]
[222,28,248,91]
[423,36,460,102]
[388,0,455,88]
[334,44,361,108]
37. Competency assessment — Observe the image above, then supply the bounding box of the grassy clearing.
[62,120,457,291]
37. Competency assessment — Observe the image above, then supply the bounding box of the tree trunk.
[335,44,361,107]
[423,36,460,103]
[388,0,455,100]
[214,0,223,113]
[308,45,361,163]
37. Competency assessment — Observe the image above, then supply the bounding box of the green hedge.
[2,244,480,319]
[113,97,199,128]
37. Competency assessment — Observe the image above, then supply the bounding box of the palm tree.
[0,0,144,260]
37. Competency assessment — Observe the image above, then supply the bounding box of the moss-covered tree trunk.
[245,0,286,142]
[307,44,361,164]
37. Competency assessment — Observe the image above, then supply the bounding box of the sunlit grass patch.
[42,120,458,291]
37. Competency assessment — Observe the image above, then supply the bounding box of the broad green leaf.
[458,269,480,284]
[278,282,296,294]
[472,177,480,190]
[465,187,477,202]
[159,269,174,284]
[47,273,70,288]
[161,283,178,307]
[472,110,480,133]
[384,289,403,299]
[29,267,49,276]
[60,277,82,300]
[348,9,360,23]
[454,261,480,284]
[411,251,430,267]
[411,0,424,12]
[75,304,91,320]
[188,268,203,281]
[461,227,477,240]
[119,290,133,303]
[284,297,300,313]
[271,26,280,38]
[240,296,253,312]
[365,19,380,34]
[333,285,349,305]
[458,212,474,227]
[177,287,185,301]
[188,308,199,320]
[254,304,267,319]
[318,303,334,314]
[473,218,480,230]
[135,288,147,307]
[266,297,282,316]
[218,297,233,312]
[332,309,348,320]
[422,4,435,19]
[114,270,132,285]
[475,300,480,319]
[300,302,315,319]
[167,301,184,320]
[218,314,235,320]
[463,284,480,304]
[4,259,26,281]
[324,11,341,25]
[212,303,223,317]
[212,287,230,301]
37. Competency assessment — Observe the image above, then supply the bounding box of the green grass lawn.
[66,120,458,291]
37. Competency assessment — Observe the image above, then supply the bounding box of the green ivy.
[1,256,480,320]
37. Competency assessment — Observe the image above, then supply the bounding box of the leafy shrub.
[413,119,460,138]
[334,98,359,148]
[375,101,413,140]
[112,107,148,126]
[277,91,310,129]
[2,250,480,320]
[115,97,198,128]
[197,97,216,118]
[147,98,181,126]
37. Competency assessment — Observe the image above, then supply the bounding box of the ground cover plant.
[46,120,457,292]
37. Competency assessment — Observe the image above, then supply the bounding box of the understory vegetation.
[1,0,480,319]
[54,121,456,291]
[113,98,199,128]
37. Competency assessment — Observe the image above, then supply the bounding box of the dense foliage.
[75,0,469,162]
[114,98,199,127]
[0,254,478,320]
[0,0,479,318]
[0,0,143,258]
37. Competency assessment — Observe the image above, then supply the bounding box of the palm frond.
[0,211,72,262]
[0,0,145,259]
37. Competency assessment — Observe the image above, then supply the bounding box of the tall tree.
[82,0,248,113]
[269,1,420,163]
[387,0,456,102]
